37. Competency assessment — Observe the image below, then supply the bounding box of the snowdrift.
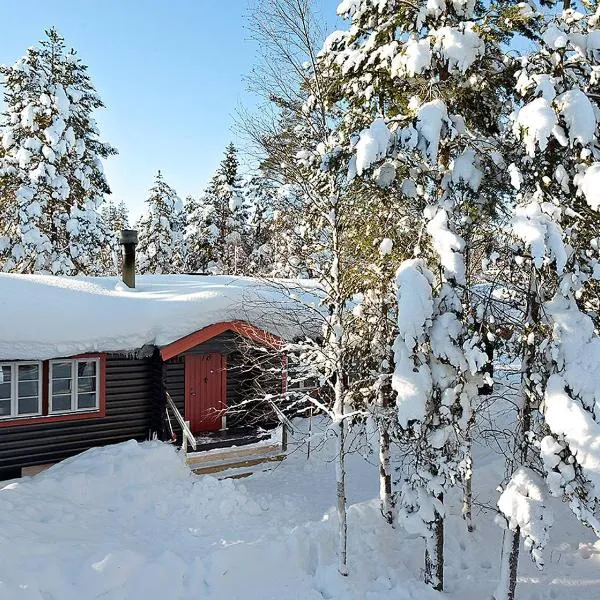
[0,440,436,600]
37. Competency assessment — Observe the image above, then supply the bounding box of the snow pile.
[392,37,432,77]
[556,89,596,147]
[511,201,566,272]
[425,208,466,284]
[451,148,482,191]
[0,438,439,600]
[0,274,320,359]
[546,295,600,412]
[580,163,600,211]
[416,99,449,162]
[544,375,600,525]
[497,467,553,568]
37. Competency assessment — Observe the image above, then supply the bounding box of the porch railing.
[165,392,197,452]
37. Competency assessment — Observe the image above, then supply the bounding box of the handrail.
[166,391,197,451]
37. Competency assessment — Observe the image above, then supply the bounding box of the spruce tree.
[0,27,116,275]
[243,172,277,275]
[198,143,249,274]
[136,171,185,274]
[317,0,521,589]
[490,3,600,598]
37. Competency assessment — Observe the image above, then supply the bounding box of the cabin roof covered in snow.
[0,274,321,360]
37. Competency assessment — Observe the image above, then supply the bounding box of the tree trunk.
[495,268,538,598]
[424,500,444,591]
[336,418,348,576]
[378,386,394,525]
[462,439,474,533]
[462,464,474,533]
[493,528,520,600]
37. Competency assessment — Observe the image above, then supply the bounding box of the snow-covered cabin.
[0,263,316,479]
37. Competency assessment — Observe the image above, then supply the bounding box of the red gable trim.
[159,320,284,361]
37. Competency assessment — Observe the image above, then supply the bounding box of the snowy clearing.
[0,418,598,600]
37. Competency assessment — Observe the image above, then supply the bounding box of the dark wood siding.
[164,331,282,433]
[0,354,158,476]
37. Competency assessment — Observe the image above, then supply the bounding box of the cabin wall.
[0,354,159,478]
[163,331,282,435]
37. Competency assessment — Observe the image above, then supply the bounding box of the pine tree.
[136,171,185,274]
[243,172,278,275]
[490,3,600,598]
[101,199,129,234]
[317,0,521,589]
[0,27,116,275]
[184,194,213,273]
[198,144,249,274]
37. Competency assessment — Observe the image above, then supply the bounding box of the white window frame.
[0,362,43,419]
[49,358,100,415]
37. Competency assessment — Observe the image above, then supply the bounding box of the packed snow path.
[0,421,598,599]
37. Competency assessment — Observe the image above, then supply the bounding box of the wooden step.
[191,453,285,476]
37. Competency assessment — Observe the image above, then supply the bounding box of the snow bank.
[0,274,320,359]
[0,439,438,600]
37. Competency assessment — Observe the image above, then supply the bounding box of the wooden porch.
[183,424,287,476]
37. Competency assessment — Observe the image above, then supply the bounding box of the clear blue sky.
[1,0,337,221]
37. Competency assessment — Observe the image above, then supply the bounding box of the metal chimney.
[119,229,138,289]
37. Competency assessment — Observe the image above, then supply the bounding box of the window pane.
[52,379,72,395]
[52,395,71,412]
[18,364,39,381]
[52,362,72,379]
[0,366,11,385]
[0,382,11,401]
[18,381,38,398]
[18,396,39,415]
[0,399,11,417]
[78,376,96,393]
[78,361,96,378]
[77,392,97,410]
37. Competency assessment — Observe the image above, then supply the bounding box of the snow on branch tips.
[496,467,553,569]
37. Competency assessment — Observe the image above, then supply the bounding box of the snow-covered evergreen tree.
[0,27,116,275]
[197,144,249,274]
[101,199,129,235]
[317,0,520,589]
[243,172,277,275]
[184,194,213,273]
[136,171,185,274]
[490,3,600,598]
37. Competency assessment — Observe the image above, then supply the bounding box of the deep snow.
[0,417,598,599]
[0,274,320,360]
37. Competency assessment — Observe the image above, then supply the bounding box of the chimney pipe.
[119,229,138,289]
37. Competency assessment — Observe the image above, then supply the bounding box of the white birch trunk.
[377,377,393,525]
[462,440,474,533]
[335,416,348,576]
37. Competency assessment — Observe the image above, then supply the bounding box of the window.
[0,362,42,419]
[50,359,100,414]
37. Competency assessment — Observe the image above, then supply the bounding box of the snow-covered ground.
[0,419,598,600]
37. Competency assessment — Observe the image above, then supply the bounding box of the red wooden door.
[185,354,226,433]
